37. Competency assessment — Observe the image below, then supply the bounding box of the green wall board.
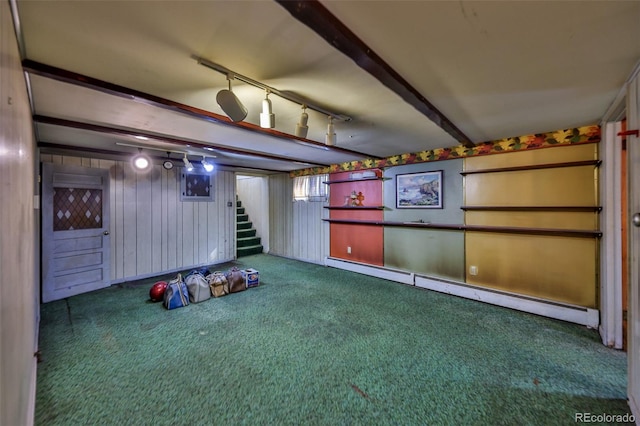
[382,159,464,279]
[384,228,465,280]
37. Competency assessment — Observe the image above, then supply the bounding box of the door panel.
[42,163,111,302]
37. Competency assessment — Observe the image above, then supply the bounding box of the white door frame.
[624,61,640,420]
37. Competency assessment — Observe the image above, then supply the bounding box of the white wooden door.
[627,72,640,419]
[41,163,111,302]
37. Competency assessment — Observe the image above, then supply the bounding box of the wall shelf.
[323,176,386,185]
[322,218,601,238]
[324,206,385,210]
[460,159,601,176]
[460,206,602,212]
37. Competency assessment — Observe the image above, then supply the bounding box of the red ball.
[149,281,168,302]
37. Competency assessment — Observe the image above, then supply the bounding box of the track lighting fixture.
[201,156,214,172]
[260,91,275,129]
[194,56,352,140]
[295,105,309,138]
[325,116,336,146]
[132,148,151,171]
[216,74,248,122]
[182,154,194,172]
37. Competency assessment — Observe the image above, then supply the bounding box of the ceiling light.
[216,74,247,122]
[260,91,275,129]
[132,149,151,171]
[163,152,174,170]
[295,105,309,138]
[325,116,336,146]
[183,153,194,172]
[201,156,214,172]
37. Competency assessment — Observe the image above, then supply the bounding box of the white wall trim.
[599,121,624,348]
[26,357,37,426]
[415,275,599,328]
[325,257,415,285]
[601,59,640,124]
[326,257,599,328]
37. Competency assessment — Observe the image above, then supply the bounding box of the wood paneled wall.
[292,198,329,264]
[1,2,39,424]
[40,155,236,282]
[268,173,328,264]
[268,174,294,258]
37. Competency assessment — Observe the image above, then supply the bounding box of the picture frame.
[396,170,443,209]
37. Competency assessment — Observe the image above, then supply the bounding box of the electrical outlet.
[469,265,478,276]
[347,246,352,254]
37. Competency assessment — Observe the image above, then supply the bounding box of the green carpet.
[36,254,631,425]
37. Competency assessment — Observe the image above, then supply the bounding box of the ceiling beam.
[275,0,475,148]
[22,59,381,159]
[37,142,287,174]
[33,115,330,167]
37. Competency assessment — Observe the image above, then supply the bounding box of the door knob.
[103,230,110,235]
[633,213,640,228]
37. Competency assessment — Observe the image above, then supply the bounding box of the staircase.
[236,197,263,257]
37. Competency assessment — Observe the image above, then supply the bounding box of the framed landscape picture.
[396,170,443,209]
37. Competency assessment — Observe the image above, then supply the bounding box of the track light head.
[325,116,336,146]
[132,149,151,171]
[260,91,275,129]
[216,76,247,122]
[295,105,309,138]
[182,154,194,172]
[201,156,214,172]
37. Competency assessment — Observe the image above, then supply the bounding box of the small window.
[293,174,328,202]
[180,171,214,202]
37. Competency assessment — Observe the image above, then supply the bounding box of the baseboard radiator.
[325,257,599,328]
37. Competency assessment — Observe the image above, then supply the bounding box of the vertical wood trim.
[600,121,624,348]
[115,161,125,279]
[167,167,178,270]
[123,163,137,277]
[627,69,640,420]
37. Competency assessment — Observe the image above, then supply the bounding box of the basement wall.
[40,155,237,282]
[301,142,601,324]
[268,173,329,265]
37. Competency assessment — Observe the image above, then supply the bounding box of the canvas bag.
[185,272,210,303]
[226,267,246,293]
[208,271,229,297]
[163,273,189,310]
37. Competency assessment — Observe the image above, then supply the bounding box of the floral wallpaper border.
[289,125,601,177]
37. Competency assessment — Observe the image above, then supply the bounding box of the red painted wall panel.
[328,170,384,265]
[330,223,384,266]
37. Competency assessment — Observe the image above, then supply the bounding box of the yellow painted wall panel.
[465,166,597,206]
[465,211,598,230]
[464,143,597,171]
[465,232,597,307]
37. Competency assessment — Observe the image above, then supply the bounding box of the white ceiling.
[14,0,640,173]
